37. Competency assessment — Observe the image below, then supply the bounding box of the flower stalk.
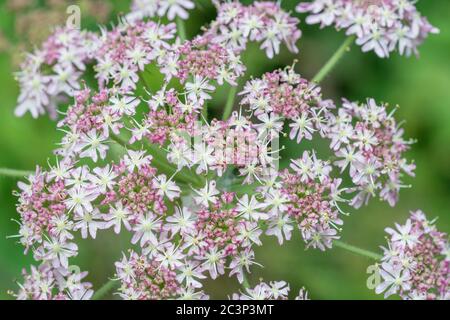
[176,17,187,42]
[92,279,118,300]
[333,240,382,260]
[0,168,33,178]
[242,273,250,289]
[312,35,355,84]
[222,85,238,120]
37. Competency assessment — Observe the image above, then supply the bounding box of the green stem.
[92,279,118,300]
[176,17,187,42]
[138,71,151,90]
[110,134,201,186]
[202,101,208,124]
[334,240,382,260]
[312,35,355,84]
[0,168,33,178]
[195,0,205,11]
[222,85,238,121]
[241,272,250,289]
[227,182,260,196]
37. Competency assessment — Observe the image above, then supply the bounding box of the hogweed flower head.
[281,152,343,250]
[327,98,415,208]
[115,250,208,300]
[375,210,449,300]
[203,1,301,58]
[14,263,93,300]
[12,66,415,300]
[8,0,430,301]
[297,0,439,58]
[14,27,98,118]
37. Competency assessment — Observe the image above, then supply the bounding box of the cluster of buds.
[297,0,439,57]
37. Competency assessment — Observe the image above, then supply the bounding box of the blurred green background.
[0,0,449,299]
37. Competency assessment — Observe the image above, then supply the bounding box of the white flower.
[239,283,271,300]
[239,161,263,185]
[167,140,192,169]
[236,222,263,247]
[103,202,132,234]
[47,158,73,182]
[289,113,315,143]
[48,65,80,96]
[65,187,97,216]
[129,123,150,145]
[256,112,284,138]
[113,62,139,90]
[131,212,162,246]
[376,263,411,298]
[153,174,181,201]
[268,281,290,299]
[157,0,195,21]
[260,23,282,59]
[73,209,105,239]
[79,130,108,162]
[290,151,313,182]
[295,287,309,300]
[185,76,215,102]
[356,25,389,58]
[58,46,86,70]
[236,195,267,221]
[115,252,135,283]
[385,219,419,249]
[193,180,219,207]
[88,165,117,194]
[49,215,74,241]
[143,23,175,48]
[166,206,195,235]
[229,249,260,284]
[123,149,153,172]
[126,44,150,70]
[265,214,294,245]
[43,238,78,269]
[199,247,225,279]
[241,13,264,40]
[176,261,206,288]
[334,146,363,174]
[15,71,50,118]
[193,143,215,174]
[65,166,90,189]
[147,87,167,111]
[159,52,179,81]
[155,243,184,269]
[262,189,288,215]
[110,95,139,116]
